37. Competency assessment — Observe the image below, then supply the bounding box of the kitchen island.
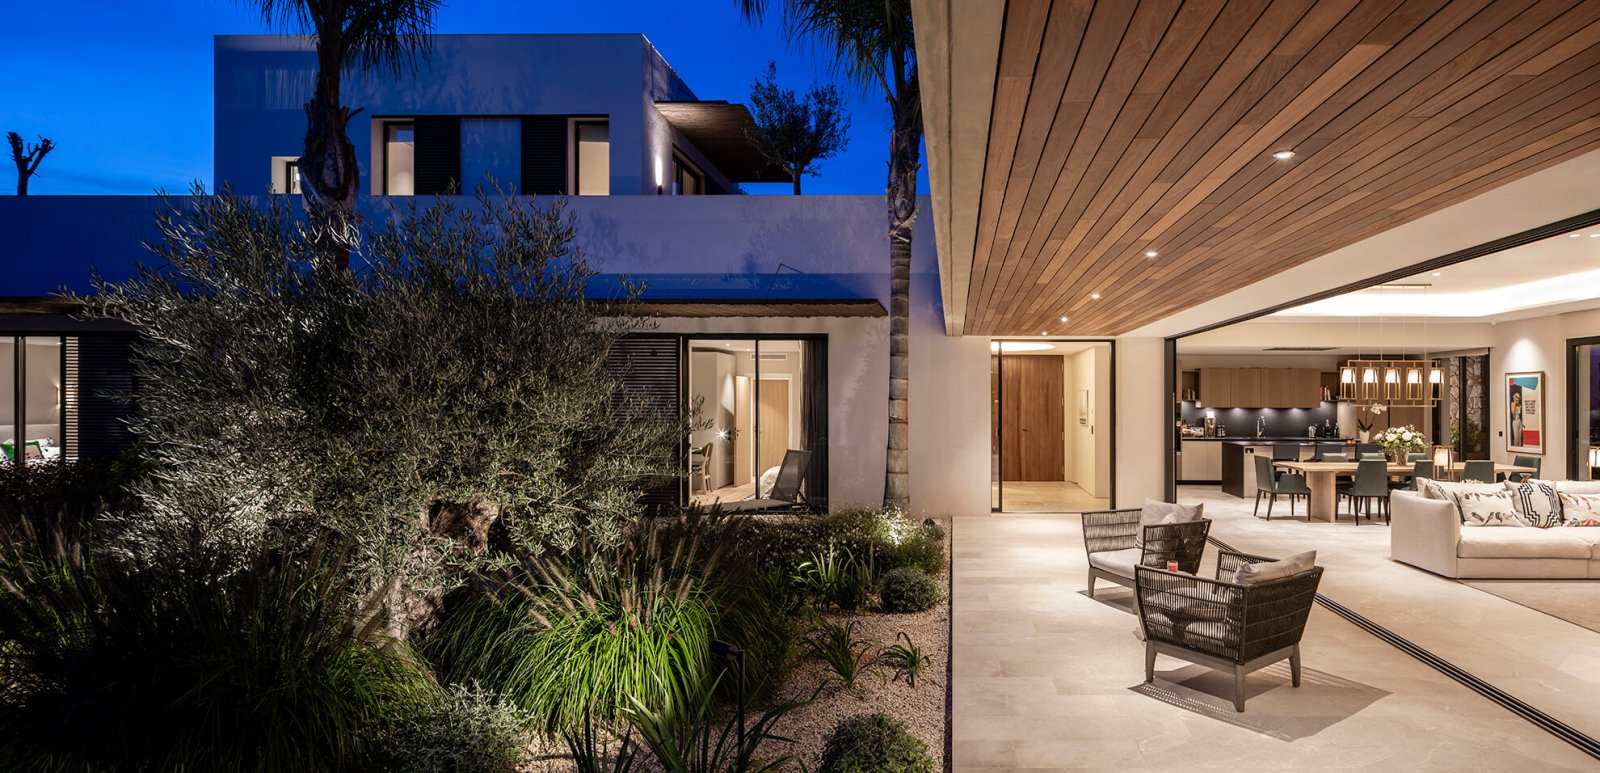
[1218,438,1354,498]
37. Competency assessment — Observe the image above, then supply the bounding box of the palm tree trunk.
[883,97,922,511]
[302,60,361,279]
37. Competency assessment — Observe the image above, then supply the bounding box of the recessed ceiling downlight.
[1272,150,1296,160]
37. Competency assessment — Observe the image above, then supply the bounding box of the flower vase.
[1392,449,1408,465]
[1359,430,1370,443]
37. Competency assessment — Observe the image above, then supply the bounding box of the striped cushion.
[1507,480,1561,528]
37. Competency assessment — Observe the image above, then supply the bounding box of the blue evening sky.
[3,0,926,196]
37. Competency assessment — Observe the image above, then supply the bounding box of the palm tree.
[243,0,441,275]
[738,0,920,510]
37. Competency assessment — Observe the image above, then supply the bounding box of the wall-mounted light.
[654,154,664,195]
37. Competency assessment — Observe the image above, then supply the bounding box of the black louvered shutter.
[72,335,137,460]
[606,336,682,513]
[520,116,568,195]
[414,116,461,194]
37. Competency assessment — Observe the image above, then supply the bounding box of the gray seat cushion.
[1456,528,1591,560]
[1088,547,1142,579]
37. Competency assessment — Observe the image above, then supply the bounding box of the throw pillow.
[1554,481,1600,496]
[1558,492,1600,526]
[1453,489,1528,527]
[1134,499,1202,549]
[1507,480,1562,527]
[1235,550,1316,585]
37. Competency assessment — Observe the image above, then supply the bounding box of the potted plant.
[1376,424,1428,464]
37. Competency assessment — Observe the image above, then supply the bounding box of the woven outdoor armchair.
[1134,549,1323,712]
[1082,509,1210,598]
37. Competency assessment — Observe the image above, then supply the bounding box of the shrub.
[712,564,802,700]
[808,620,877,689]
[795,544,877,611]
[422,524,714,736]
[389,684,533,773]
[0,447,150,552]
[878,567,943,613]
[878,633,933,689]
[877,520,946,577]
[819,713,934,773]
[0,535,439,772]
[625,672,807,773]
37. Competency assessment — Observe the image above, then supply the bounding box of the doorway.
[991,340,1114,512]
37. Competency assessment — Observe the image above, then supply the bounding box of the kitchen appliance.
[1307,425,1318,438]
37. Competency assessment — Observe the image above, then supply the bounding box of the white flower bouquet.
[1375,424,1428,455]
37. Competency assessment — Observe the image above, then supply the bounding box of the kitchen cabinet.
[1180,440,1222,481]
[1199,368,1233,408]
[1199,367,1324,409]
[1234,369,1263,407]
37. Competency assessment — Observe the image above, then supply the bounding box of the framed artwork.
[1078,389,1090,426]
[1506,371,1544,454]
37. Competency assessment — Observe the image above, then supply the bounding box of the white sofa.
[1391,487,1600,578]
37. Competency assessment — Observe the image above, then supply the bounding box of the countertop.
[1180,436,1355,442]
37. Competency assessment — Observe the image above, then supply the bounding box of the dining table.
[1271,460,1537,522]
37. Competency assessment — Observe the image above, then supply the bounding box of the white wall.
[1064,345,1112,498]
[1489,307,1600,478]
[1115,337,1167,507]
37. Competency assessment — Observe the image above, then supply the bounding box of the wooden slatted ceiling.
[966,0,1600,336]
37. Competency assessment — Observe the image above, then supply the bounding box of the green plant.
[713,564,803,700]
[808,620,878,689]
[796,544,877,611]
[876,519,946,577]
[564,711,639,773]
[422,524,715,736]
[818,713,934,773]
[388,683,534,773]
[878,633,932,689]
[0,534,440,772]
[877,567,943,614]
[84,190,687,634]
[625,673,806,773]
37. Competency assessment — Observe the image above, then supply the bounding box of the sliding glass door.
[3,335,66,464]
[1571,337,1600,481]
[685,337,826,507]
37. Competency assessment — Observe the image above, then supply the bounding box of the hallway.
[949,514,1594,770]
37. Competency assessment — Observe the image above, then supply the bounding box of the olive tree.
[83,189,684,634]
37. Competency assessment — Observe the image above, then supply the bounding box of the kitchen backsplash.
[1179,402,1339,437]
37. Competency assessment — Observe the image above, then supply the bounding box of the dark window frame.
[381,120,416,196]
[571,118,610,196]
[672,150,705,196]
[283,158,301,195]
[1568,335,1600,480]
[680,333,829,507]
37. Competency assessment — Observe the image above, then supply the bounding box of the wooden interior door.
[757,379,790,474]
[1000,355,1065,481]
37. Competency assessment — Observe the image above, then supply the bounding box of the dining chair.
[1254,454,1310,520]
[1407,452,1429,462]
[1461,459,1496,484]
[1338,460,1391,525]
[1511,455,1541,482]
[1272,442,1302,461]
[1391,460,1433,491]
[1359,453,1386,461]
[1315,442,1345,461]
[1322,452,1348,462]
[1356,443,1382,458]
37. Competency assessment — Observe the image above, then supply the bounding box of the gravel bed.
[759,518,951,771]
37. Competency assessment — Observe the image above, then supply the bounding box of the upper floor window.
[673,153,704,196]
[284,159,302,194]
[385,122,416,195]
[574,120,609,196]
